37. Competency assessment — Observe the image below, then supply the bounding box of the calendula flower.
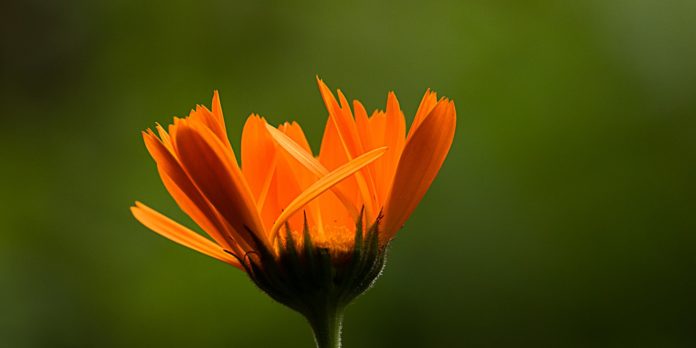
[131,78,456,348]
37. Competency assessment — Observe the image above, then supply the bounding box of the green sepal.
[241,213,388,347]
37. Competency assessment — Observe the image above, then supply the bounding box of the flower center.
[277,224,357,262]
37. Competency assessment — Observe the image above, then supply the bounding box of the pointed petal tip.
[142,129,159,142]
[316,76,334,93]
[212,90,224,119]
[247,113,268,123]
[387,91,400,108]
[132,201,149,211]
[437,98,456,117]
[130,202,145,216]
[427,89,438,100]
[130,202,242,268]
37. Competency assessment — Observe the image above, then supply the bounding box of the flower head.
[131,78,456,347]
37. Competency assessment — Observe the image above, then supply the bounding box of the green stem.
[307,306,344,348]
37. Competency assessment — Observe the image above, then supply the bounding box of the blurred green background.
[2,0,695,347]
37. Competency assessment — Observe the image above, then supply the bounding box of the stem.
[307,306,344,348]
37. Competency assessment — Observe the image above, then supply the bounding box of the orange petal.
[270,124,339,234]
[319,110,351,171]
[255,160,283,236]
[172,119,267,251]
[367,111,387,201]
[336,89,365,154]
[378,92,406,202]
[155,123,174,152]
[277,122,319,200]
[270,146,388,240]
[408,89,439,141]
[266,123,326,175]
[316,81,360,206]
[131,202,242,269]
[272,142,313,235]
[383,99,456,239]
[353,100,372,151]
[190,101,230,147]
[317,80,381,219]
[159,170,237,249]
[142,129,237,250]
[317,78,361,159]
[211,90,226,131]
[249,123,314,236]
[278,121,312,153]
[241,115,277,202]
[265,123,359,218]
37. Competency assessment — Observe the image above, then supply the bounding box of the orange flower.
[131,78,456,347]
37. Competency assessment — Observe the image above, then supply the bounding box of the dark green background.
[2,0,695,347]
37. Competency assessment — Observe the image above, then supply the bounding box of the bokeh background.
[2,0,695,347]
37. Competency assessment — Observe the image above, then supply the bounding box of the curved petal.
[172,119,267,251]
[383,99,456,239]
[270,146,388,240]
[142,129,237,251]
[131,202,242,269]
[265,123,359,218]
[316,78,380,219]
[317,78,362,158]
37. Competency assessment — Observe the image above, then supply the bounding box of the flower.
[131,77,456,348]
